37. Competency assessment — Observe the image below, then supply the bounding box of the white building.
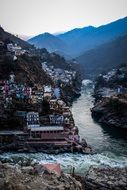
[26,112,40,129]
[44,85,52,93]
[53,87,60,99]
[9,73,15,84]
[49,114,64,125]
[7,43,14,52]
[7,43,22,56]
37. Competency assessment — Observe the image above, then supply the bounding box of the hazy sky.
[0,0,127,36]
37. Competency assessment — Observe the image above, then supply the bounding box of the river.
[1,80,127,175]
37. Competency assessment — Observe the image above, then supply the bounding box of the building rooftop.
[0,131,25,135]
[43,163,62,176]
[31,126,64,131]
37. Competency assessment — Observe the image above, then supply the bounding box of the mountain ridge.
[58,17,127,57]
[76,34,127,78]
[28,32,69,53]
[0,26,32,49]
[28,17,127,58]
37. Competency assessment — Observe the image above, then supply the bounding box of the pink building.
[29,126,65,140]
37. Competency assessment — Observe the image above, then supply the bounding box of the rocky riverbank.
[0,161,82,190]
[0,161,127,190]
[91,95,127,128]
[74,166,127,190]
[83,166,127,190]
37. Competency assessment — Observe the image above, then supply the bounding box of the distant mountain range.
[28,32,69,54]
[76,34,127,78]
[1,17,126,79]
[28,17,127,58]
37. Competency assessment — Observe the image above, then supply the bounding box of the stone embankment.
[0,141,93,154]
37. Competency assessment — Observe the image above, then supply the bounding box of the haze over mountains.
[76,34,127,78]
[1,17,127,79]
[28,17,127,58]
[28,32,68,54]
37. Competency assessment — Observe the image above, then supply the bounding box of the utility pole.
[72,166,75,177]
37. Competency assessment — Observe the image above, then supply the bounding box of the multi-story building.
[26,112,40,129]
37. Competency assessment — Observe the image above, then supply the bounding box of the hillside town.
[0,71,92,154]
[94,66,127,99]
[0,39,92,154]
[0,1,127,189]
[0,39,32,59]
[42,61,76,85]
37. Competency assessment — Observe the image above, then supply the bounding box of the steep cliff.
[92,64,127,128]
